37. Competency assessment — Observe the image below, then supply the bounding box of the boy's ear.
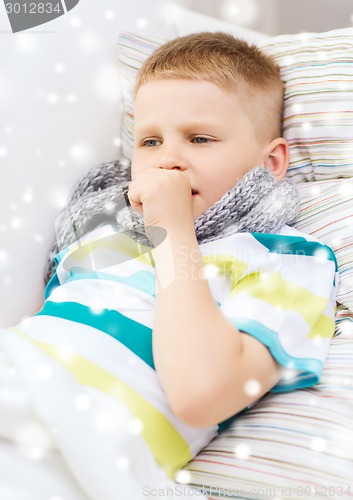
[263,138,289,181]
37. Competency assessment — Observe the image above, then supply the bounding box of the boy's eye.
[140,136,213,147]
[141,139,161,147]
[192,136,212,144]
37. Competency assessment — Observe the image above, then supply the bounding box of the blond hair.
[134,32,284,143]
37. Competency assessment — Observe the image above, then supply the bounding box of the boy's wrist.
[147,218,196,247]
[151,223,202,291]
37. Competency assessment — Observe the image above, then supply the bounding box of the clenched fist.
[127,168,195,241]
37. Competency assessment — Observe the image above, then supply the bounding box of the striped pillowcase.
[294,179,353,311]
[118,32,167,162]
[259,28,353,183]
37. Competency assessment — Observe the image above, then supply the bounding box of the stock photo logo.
[4,0,80,32]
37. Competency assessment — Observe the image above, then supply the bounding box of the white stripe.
[221,294,331,361]
[99,257,154,277]
[57,242,154,280]
[47,278,155,329]
[278,224,319,241]
[200,231,265,257]
[201,227,335,298]
[255,252,336,298]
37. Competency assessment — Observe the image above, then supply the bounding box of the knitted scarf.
[44,159,300,284]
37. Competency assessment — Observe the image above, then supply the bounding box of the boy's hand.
[127,168,195,237]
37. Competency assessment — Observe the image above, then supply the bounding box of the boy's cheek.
[131,154,148,176]
[130,161,142,180]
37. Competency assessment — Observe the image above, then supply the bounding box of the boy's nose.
[159,163,181,170]
[154,142,188,170]
[156,154,185,171]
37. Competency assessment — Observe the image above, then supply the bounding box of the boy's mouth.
[191,189,198,197]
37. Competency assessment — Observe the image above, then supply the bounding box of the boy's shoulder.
[201,224,336,261]
[251,224,337,269]
[276,224,321,241]
[201,224,338,272]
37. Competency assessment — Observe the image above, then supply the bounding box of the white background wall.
[173,0,353,35]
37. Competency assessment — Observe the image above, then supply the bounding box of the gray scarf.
[44,159,300,285]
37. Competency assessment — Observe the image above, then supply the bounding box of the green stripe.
[230,270,331,331]
[251,233,338,271]
[36,301,154,369]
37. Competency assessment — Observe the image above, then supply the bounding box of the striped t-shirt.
[14,223,338,478]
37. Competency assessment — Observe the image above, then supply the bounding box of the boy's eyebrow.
[133,120,224,134]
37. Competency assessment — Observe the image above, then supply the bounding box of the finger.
[127,183,143,212]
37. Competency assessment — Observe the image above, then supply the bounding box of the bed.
[0,3,352,499]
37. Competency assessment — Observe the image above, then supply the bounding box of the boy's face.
[132,79,269,219]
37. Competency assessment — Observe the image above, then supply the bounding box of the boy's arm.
[152,225,283,428]
[128,168,283,428]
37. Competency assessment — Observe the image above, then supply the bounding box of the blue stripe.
[251,233,338,271]
[36,301,155,369]
[229,317,323,392]
[44,248,70,300]
[65,270,156,297]
[44,272,60,300]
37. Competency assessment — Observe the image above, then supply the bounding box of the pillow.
[294,178,353,311]
[259,28,353,183]
[118,32,167,162]
[178,305,353,496]
[117,30,353,313]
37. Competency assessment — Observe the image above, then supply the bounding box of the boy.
[124,32,337,427]
[8,32,338,486]
[127,36,291,426]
